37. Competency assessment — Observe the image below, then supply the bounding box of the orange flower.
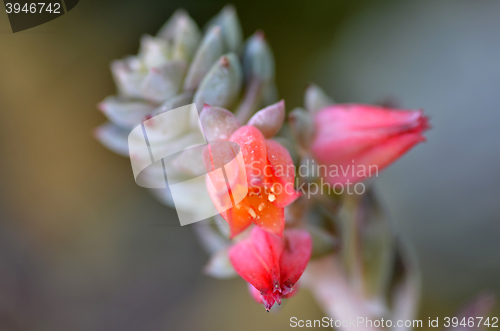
[204,125,299,238]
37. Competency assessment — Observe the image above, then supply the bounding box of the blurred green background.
[0,0,499,330]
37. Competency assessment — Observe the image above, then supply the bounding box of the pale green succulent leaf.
[199,104,241,141]
[111,57,147,99]
[204,5,243,53]
[171,147,209,177]
[288,107,315,150]
[98,96,155,129]
[184,26,225,91]
[305,84,334,113]
[247,100,285,138]
[157,9,201,61]
[204,247,237,279]
[94,122,130,156]
[139,35,171,69]
[193,53,243,111]
[141,60,187,103]
[150,92,194,117]
[242,31,275,83]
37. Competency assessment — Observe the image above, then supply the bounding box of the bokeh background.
[0,0,499,330]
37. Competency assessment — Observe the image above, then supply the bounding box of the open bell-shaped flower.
[228,226,312,311]
[202,102,299,237]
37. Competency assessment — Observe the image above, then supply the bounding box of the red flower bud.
[311,104,430,185]
[229,226,312,311]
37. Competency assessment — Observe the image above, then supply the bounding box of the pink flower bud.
[229,227,312,311]
[311,104,430,185]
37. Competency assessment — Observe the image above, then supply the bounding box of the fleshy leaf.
[200,105,241,141]
[288,107,315,150]
[111,57,147,98]
[157,9,200,62]
[184,26,225,91]
[98,96,155,129]
[139,35,170,69]
[149,92,194,119]
[94,122,130,156]
[171,147,207,177]
[304,84,334,113]
[141,61,186,103]
[204,247,237,279]
[204,5,243,53]
[248,100,285,138]
[242,31,275,83]
[193,53,243,111]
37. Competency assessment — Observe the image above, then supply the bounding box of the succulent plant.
[96,6,433,327]
[95,6,277,217]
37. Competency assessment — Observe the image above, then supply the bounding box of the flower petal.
[250,197,285,237]
[247,282,264,304]
[228,226,283,293]
[265,139,300,208]
[221,202,254,238]
[312,104,429,184]
[229,125,267,187]
[279,229,312,289]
